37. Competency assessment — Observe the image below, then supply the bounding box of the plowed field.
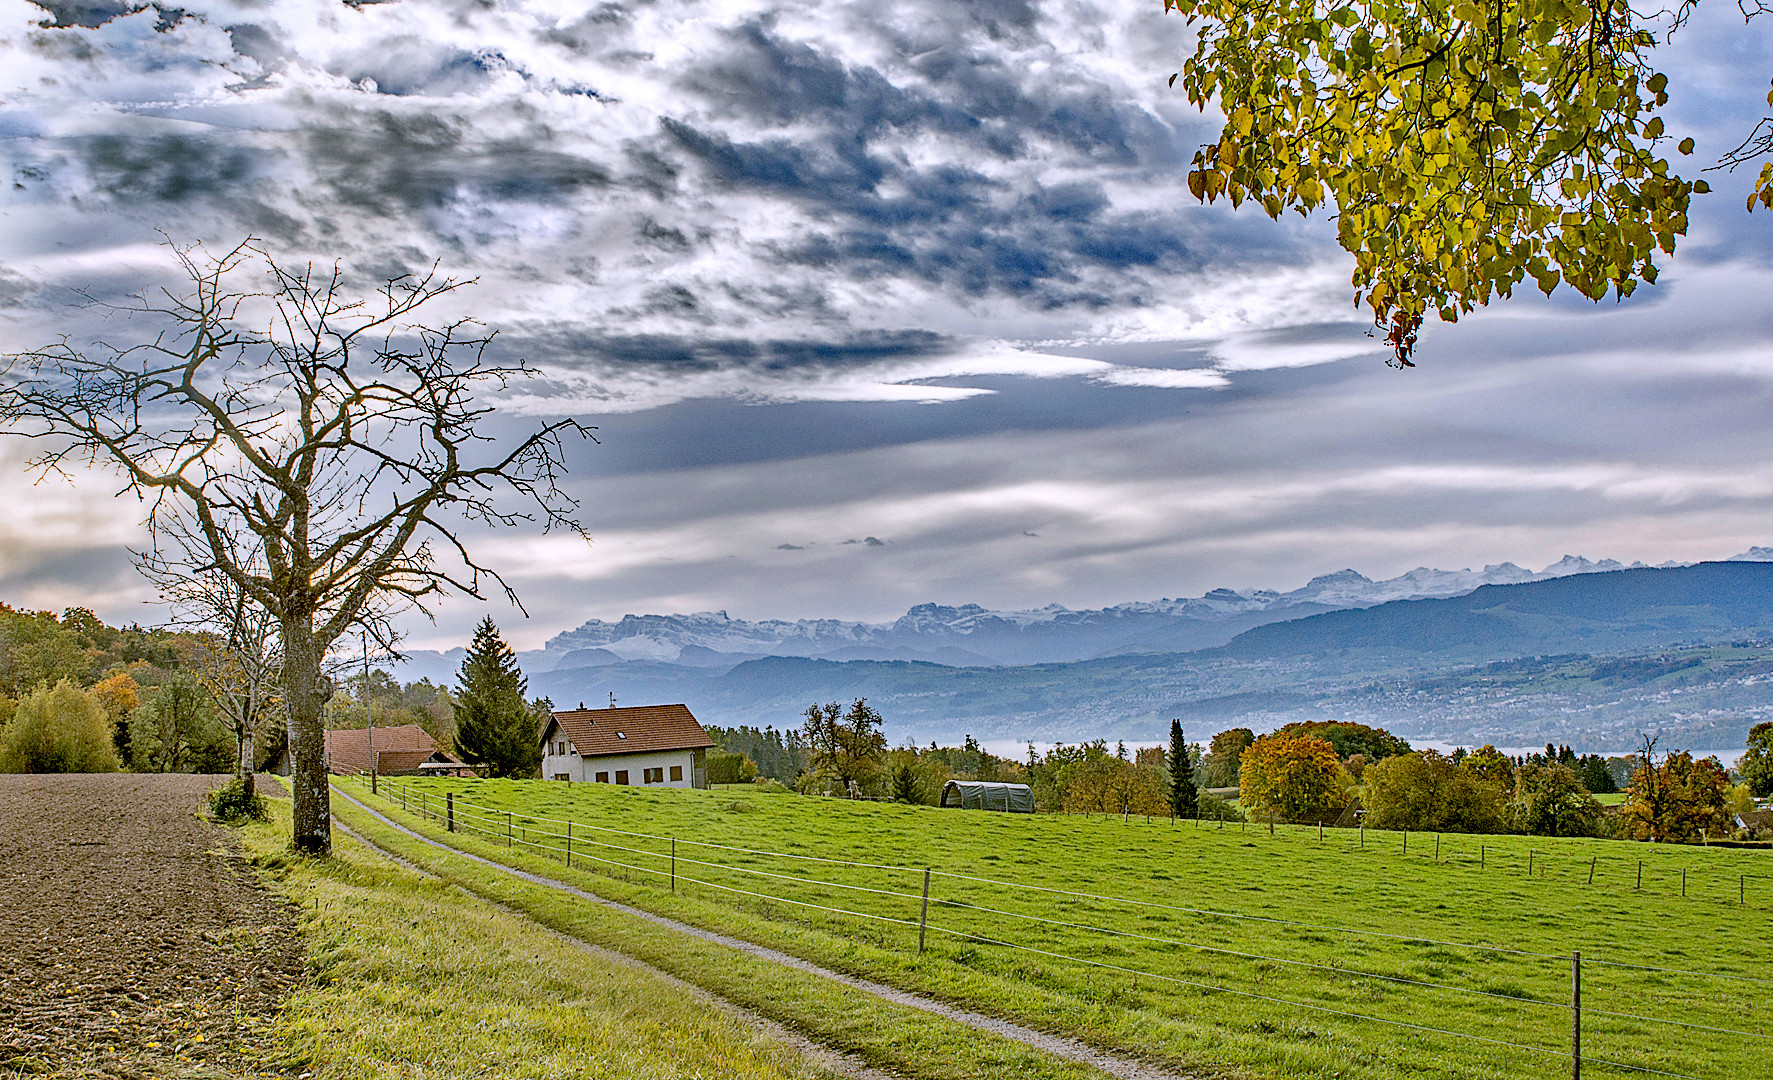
[0,774,304,1078]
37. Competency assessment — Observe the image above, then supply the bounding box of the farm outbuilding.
[939,780,1034,813]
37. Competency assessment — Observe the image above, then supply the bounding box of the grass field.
[239,801,856,1080]
[340,775,1771,1080]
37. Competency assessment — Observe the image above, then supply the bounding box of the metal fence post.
[918,868,931,955]
[446,792,454,833]
[1571,950,1582,1080]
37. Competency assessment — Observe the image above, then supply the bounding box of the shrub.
[1197,791,1245,821]
[0,680,118,773]
[208,777,269,823]
[751,777,793,794]
[706,748,759,785]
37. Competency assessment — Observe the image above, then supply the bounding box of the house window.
[615,770,629,785]
[596,771,609,783]
[642,767,659,783]
[670,765,683,781]
[553,773,571,782]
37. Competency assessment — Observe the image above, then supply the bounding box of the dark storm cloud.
[302,112,609,214]
[24,0,143,28]
[75,132,259,203]
[518,327,950,376]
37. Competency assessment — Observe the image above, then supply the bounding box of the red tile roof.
[325,724,456,775]
[545,704,714,758]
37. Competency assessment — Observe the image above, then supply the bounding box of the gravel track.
[0,774,304,1079]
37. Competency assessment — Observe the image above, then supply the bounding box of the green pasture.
[341,775,1772,1080]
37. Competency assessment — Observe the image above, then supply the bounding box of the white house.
[539,703,715,788]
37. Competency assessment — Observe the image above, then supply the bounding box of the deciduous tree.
[1622,735,1733,842]
[1199,726,1255,787]
[1741,721,1773,797]
[1164,0,1769,363]
[0,240,591,853]
[1509,762,1602,836]
[800,698,887,792]
[1239,733,1352,823]
[131,671,229,774]
[1363,749,1505,832]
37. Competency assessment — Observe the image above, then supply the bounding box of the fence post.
[1318,820,1323,840]
[1360,823,1364,847]
[1741,875,1746,905]
[1588,857,1595,885]
[1481,844,1485,870]
[671,838,677,894]
[446,792,454,833]
[1682,868,1686,898]
[918,868,931,955]
[1403,830,1408,856]
[1435,834,1440,862]
[1571,950,1582,1080]
[1636,860,1641,890]
[1529,850,1534,877]
[507,811,512,848]
[566,821,572,867]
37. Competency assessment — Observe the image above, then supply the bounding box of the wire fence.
[1065,807,1773,910]
[341,775,1767,1080]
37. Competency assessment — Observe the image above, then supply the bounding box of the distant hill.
[528,562,1773,754]
[394,550,1728,684]
[1215,561,1773,659]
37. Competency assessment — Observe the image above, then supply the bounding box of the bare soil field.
[0,775,304,1079]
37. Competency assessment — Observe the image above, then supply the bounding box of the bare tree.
[0,239,592,853]
[142,533,282,799]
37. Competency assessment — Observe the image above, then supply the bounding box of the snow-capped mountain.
[388,549,1771,684]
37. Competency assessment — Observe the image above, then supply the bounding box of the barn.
[540,703,714,788]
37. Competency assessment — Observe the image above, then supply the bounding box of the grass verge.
[238,802,862,1080]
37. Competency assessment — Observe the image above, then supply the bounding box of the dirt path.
[334,787,1188,1080]
[0,774,304,1079]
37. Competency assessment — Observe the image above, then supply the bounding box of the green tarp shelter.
[940,780,1034,813]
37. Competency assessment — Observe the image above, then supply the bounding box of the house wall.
[542,746,706,788]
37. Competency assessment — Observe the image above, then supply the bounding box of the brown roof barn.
[324,724,472,777]
[543,704,715,757]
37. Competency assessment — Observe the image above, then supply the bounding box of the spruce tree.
[1169,718,1198,818]
[452,617,542,779]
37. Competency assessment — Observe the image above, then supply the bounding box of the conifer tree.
[452,617,542,779]
[1168,718,1198,818]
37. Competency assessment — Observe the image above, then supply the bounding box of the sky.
[1,0,1772,653]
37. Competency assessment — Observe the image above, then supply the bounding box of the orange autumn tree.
[1239,732,1352,823]
[1621,737,1733,843]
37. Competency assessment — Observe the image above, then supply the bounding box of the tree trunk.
[238,725,256,800]
[282,617,330,855]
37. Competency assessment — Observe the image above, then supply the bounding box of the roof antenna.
[609,691,617,708]
[578,702,585,711]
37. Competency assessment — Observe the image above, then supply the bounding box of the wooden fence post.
[566,821,572,867]
[1435,834,1440,862]
[507,811,512,848]
[446,792,454,833]
[1528,849,1534,877]
[671,838,677,894]
[1636,860,1641,890]
[1682,868,1687,898]
[1481,844,1485,869]
[1587,857,1595,885]
[1571,951,1582,1080]
[918,868,931,955]
[1403,830,1408,856]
